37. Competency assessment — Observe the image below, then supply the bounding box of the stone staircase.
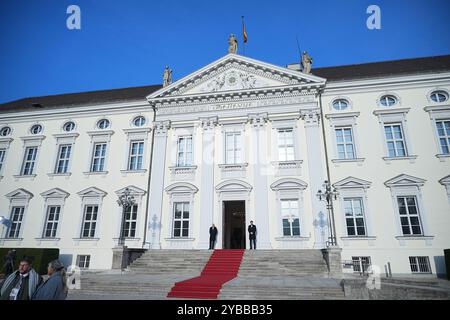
[219,249,344,299]
[68,249,346,300]
[237,250,329,276]
[127,250,213,274]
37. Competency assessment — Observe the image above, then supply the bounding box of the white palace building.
[0,52,449,276]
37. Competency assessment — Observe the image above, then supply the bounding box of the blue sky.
[0,0,449,103]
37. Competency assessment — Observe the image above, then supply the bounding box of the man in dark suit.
[209,224,218,250]
[248,221,257,250]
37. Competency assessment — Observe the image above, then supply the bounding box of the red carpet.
[167,249,245,299]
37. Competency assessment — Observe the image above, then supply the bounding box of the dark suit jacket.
[248,225,257,239]
[209,227,218,239]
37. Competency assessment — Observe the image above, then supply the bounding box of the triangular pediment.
[77,187,107,198]
[385,174,426,188]
[115,185,147,196]
[5,188,34,200]
[148,53,326,100]
[333,177,372,189]
[40,188,70,199]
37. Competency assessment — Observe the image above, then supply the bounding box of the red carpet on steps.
[167,249,245,299]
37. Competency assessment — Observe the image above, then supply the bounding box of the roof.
[311,54,450,81]
[0,84,162,114]
[1,54,449,114]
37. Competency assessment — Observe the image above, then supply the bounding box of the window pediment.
[165,182,198,194]
[270,178,308,191]
[115,185,147,197]
[215,179,252,193]
[333,177,372,189]
[40,188,70,199]
[384,174,426,188]
[77,187,107,198]
[5,188,34,200]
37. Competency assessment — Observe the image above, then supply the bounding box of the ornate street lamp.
[316,180,339,247]
[117,188,136,247]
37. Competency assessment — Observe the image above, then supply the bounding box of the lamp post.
[117,188,136,247]
[316,180,339,247]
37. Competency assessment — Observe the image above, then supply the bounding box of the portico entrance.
[223,200,246,249]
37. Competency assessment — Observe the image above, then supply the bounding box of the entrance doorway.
[223,201,246,249]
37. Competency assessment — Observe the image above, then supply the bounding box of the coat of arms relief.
[200,70,269,93]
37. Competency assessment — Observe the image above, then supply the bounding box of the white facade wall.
[323,74,450,276]
[0,102,154,269]
[0,53,448,277]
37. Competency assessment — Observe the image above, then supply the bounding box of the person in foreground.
[32,260,68,300]
[0,256,42,300]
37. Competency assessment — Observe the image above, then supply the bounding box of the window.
[128,141,144,170]
[0,148,5,172]
[384,124,407,157]
[81,205,98,238]
[133,116,146,127]
[225,132,241,164]
[30,124,43,134]
[121,204,138,238]
[21,146,38,175]
[43,206,60,238]
[380,95,397,107]
[177,136,193,166]
[90,143,107,172]
[0,126,11,136]
[398,196,422,235]
[76,255,91,269]
[55,144,72,174]
[409,256,431,273]
[430,90,448,103]
[332,99,349,110]
[63,121,75,132]
[435,120,450,154]
[277,129,295,161]
[281,199,300,236]
[173,202,189,237]
[335,127,355,159]
[7,207,25,238]
[344,198,366,236]
[96,119,110,129]
[352,256,371,274]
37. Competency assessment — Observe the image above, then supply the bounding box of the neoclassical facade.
[0,53,449,276]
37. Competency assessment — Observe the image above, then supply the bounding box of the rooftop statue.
[163,65,172,87]
[228,34,238,54]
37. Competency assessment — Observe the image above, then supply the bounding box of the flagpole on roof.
[241,16,247,56]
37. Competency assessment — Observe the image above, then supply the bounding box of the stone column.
[197,117,218,249]
[301,109,329,248]
[146,120,170,249]
[249,113,272,249]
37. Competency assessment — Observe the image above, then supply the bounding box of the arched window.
[380,95,397,106]
[96,119,110,129]
[430,90,448,103]
[63,121,76,132]
[0,126,11,136]
[133,116,146,127]
[332,99,349,110]
[30,124,43,134]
